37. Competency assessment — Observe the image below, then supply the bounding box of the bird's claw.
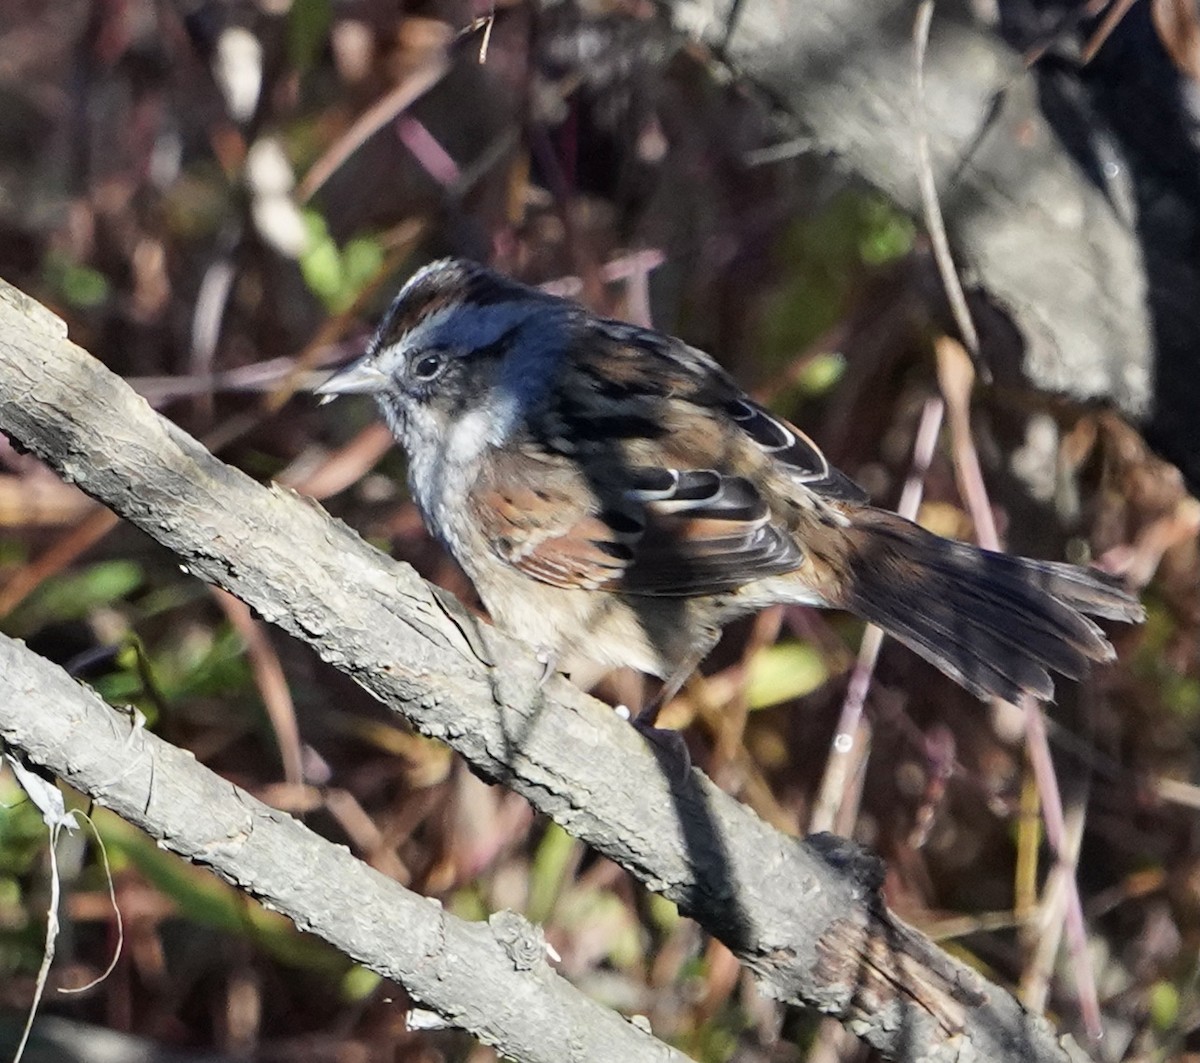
[535,647,558,687]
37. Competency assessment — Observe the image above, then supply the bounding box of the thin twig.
[934,338,1103,1040]
[913,0,987,377]
[1020,779,1088,1015]
[1021,696,1102,1038]
[296,51,452,204]
[1080,0,1139,63]
[0,508,117,617]
[914,1,1100,1033]
[810,396,945,834]
[213,589,305,787]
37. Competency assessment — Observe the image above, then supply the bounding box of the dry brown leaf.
[1153,0,1200,80]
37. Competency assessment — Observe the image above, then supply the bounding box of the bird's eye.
[411,352,444,382]
[410,352,446,381]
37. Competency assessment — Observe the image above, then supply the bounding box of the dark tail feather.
[836,510,1144,703]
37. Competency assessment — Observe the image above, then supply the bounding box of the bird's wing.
[467,322,864,596]
[468,449,803,596]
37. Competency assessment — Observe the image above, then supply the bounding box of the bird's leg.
[635,636,715,728]
[628,648,714,781]
[635,660,698,728]
[631,674,695,779]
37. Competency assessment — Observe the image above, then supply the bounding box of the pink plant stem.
[810,396,945,834]
[943,354,1102,1041]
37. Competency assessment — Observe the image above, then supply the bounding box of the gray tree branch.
[0,631,687,1063]
[0,278,1077,1062]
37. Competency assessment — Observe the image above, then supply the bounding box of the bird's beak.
[314,356,388,405]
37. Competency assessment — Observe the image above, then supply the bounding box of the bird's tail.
[829,508,1144,703]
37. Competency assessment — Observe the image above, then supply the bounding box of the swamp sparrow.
[318,259,1142,719]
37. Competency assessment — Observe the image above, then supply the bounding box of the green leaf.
[340,965,381,1002]
[7,560,142,636]
[288,0,331,72]
[300,234,342,305]
[298,209,385,312]
[43,250,111,309]
[447,884,488,923]
[857,197,915,265]
[91,671,145,701]
[527,822,576,924]
[645,892,680,933]
[1149,979,1180,1032]
[795,351,846,397]
[337,236,385,310]
[745,641,828,709]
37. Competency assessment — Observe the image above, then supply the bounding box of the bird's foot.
[617,704,692,780]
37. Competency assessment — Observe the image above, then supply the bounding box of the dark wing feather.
[619,468,803,593]
[724,397,868,502]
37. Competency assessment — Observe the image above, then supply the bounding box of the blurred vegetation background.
[0,0,1198,1060]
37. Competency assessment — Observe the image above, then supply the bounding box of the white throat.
[444,388,520,465]
[396,385,522,557]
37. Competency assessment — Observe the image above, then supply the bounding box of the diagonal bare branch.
[0,631,688,1063]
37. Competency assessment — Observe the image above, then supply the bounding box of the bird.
[317,258,1143,723]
